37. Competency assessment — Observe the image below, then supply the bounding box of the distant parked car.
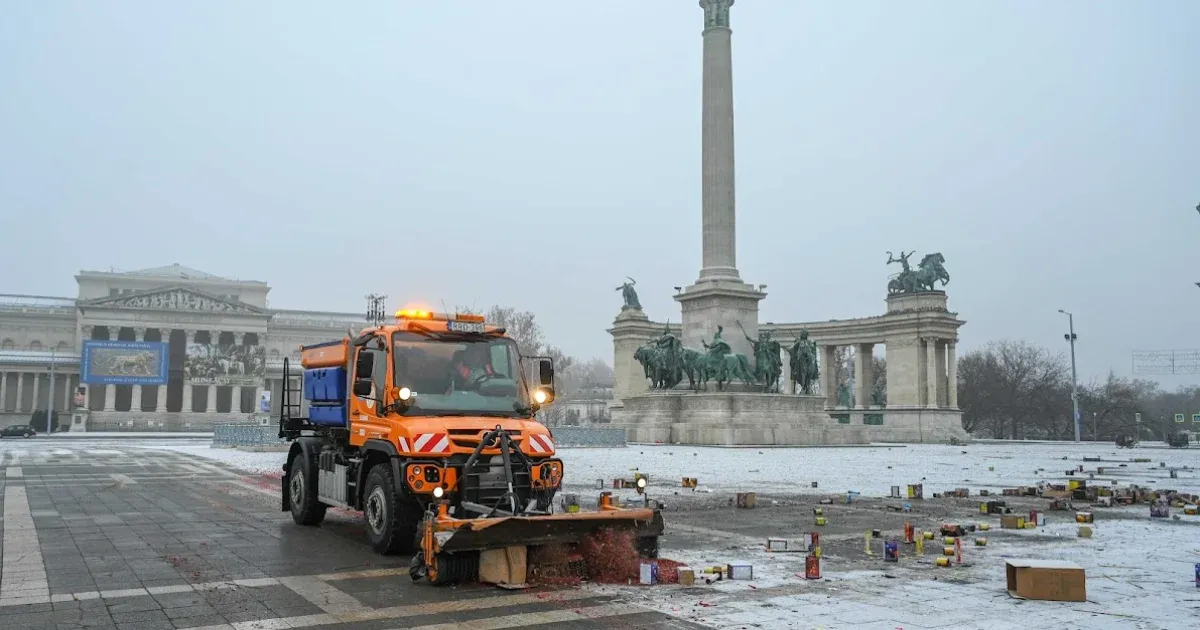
[0,424,37,438]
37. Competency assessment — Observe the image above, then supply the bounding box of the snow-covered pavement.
[143,440,1200,497]
[130,439,1200,629]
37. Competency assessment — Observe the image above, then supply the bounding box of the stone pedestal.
[675,279,765,360]
[69,409,89,433]
[612,391,868,446]
[608,308,660,407]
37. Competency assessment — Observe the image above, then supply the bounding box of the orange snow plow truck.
[279,308,663,585]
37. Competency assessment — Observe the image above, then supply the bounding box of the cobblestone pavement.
[0,439,703,630]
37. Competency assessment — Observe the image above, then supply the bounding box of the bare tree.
[957,341,1069,439]
[484,306,545,358]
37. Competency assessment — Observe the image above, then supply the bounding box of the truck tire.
[288,451,327,526]
[363,464,420,555]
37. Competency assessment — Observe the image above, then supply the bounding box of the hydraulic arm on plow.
[278,308,663,585]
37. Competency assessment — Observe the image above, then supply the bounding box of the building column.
[231,333,245,414]
[103,384,116,412]
[205,330,219,413]
[0,372,7,411]
[820,345,836,408]
[155,381,168,412]
[181,330,195,412]
[30,374,40,411]
[14,373,25,412]
[130,327,146,412]
[925,337,939,409]
[947,340,958,409]
[855,343,874,409]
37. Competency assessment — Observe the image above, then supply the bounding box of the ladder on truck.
[277,357,318,439]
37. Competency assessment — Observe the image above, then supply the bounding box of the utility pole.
[1058,309,1080,442]
[365,294,388,327]
[1092,411,1097,442]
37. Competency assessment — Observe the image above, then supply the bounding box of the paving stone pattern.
[0,440,700,630]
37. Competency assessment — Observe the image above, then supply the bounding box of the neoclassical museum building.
[0,264,366,428]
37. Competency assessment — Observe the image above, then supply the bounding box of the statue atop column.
[887,250,950,294]
[615,277,642,310]
[786,330,820,395]
[700,0,734,29]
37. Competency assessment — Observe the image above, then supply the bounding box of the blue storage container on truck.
[304,367,348,427]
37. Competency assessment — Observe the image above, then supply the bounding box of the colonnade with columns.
[812,338,957,410]
[0,370,80,413]
[82,324,265,414]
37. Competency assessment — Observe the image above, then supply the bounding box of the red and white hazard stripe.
[413,433,450,453]
[527,434,554,454]
[398,437,410,452]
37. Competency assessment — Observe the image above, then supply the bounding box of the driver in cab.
[446,346,494,394]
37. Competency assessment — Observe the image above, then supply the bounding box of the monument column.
[699,0,737,281]
[780,345,792,394]
[935,340,948,407]
[820,344,836,408]
[675,0,765,359]
[855,343,874,409]
[947,340,958,409]
[925,337,939,409]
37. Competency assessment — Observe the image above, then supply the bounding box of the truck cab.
[280,309,564,555]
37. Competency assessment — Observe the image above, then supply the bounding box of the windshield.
[392,331,531,417]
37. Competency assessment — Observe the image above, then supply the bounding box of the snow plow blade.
[438,508,662,554]
[413,501,664,585]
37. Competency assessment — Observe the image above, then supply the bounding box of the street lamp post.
[365,294,388,327]
[1058,309,1080,442]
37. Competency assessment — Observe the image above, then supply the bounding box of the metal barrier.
[213,423,286,448]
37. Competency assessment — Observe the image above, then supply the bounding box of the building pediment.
[79,286,264,315]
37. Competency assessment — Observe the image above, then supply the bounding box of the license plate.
[448,320,485,333]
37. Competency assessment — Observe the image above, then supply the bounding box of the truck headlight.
[433,486,444,499]
[534,389,548,404]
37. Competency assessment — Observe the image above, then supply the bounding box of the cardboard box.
[479,546,527,587]
[677,567,695,586]
[727,563,753,580]
[1005,559,1086,602]
[736,492,757,509]
[1001,515,1024,529]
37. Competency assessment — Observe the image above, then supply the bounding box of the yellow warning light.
[395,308,433,320]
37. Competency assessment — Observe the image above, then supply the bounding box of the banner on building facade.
[185,343,266,386]
[81,340,169,385]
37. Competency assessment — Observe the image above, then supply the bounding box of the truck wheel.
[363,464,420,555]
[288,452,327,526]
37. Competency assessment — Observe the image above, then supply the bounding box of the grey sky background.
[1,1,1197,387]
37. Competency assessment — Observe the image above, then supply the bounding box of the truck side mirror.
[355,351,374,380]
[538,359,554,386]
[352,380,373,397]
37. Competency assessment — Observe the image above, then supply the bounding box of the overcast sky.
[1,1,1197,386]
